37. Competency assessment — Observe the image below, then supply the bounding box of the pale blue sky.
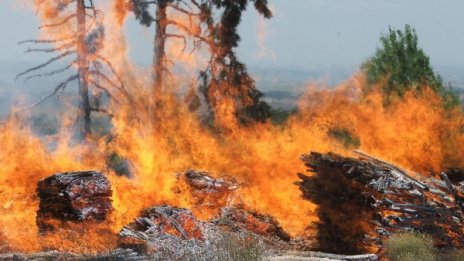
[1,0,464,87]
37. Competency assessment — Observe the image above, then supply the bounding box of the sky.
[0,0,464,89]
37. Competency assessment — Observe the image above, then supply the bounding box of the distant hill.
[1,61,463,112]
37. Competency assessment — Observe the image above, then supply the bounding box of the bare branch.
[25,62,76,81]
[166,19,213,48]
[38,14,77,29]
[24,41,76,53]
[190,0,201,9]
[90,107,114,117]
[168,2,201,16]
[16,51,75,80]
[18,37,76,45]
[89,70,123,92]
[166,33,188,53]
[88,79,119,104]
[35,0,46,15]
[94,54,129,94]
[14,74,78,113]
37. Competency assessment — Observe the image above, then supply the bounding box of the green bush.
[328,128,360,149]
[385,232,437,261]
[269,108,296,125]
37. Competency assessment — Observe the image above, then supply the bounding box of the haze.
[0,0,463,96]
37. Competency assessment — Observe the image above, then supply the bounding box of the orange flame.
[0,1,463,255]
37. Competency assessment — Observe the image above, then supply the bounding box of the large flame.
[0,1,463,254]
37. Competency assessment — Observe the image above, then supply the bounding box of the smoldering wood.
[297,150,464,252]
[36,171,113,231]
[177,169,240,210]
[118,205,207,255]
[211,206,291,242]
[184,169,239,193]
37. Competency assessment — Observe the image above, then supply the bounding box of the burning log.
[184,169,239,193]
[118,205,209,255]
[176,170,240,212]
[212,207,291,242]
[36,171,113,231]
[118,204,294,255]
[297,151,464,253]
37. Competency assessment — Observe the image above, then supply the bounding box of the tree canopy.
[362,24,458,107]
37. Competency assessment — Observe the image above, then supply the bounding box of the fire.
[0,0,463,255]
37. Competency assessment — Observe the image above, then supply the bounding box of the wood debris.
[36,171,113,231]
[296,150,464,253]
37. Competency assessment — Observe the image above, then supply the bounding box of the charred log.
[118,205,208,255]
[36,171,112,231]
[176,170,240,212]
[297,151,464,254]
[295,159,377,254]
[212,206,291,242]
[184,170,239,193]
[444,168,464,184]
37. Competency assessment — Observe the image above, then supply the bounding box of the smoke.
[255,5,276,61]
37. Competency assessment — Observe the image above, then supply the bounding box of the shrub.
[385,232,437,261]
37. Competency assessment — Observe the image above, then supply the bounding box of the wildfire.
[0,0,463,255]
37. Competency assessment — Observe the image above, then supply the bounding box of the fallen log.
[36,171,113,231]
[268,250,378,261]
[0,249,147,261]
[297,151,464,253]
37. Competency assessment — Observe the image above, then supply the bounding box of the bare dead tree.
[17,0,126,139]
[128,0,212,99]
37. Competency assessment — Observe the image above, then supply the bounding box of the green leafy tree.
[362,24,458,107]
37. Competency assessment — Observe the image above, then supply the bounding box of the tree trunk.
[77,0,91,139]
[153,0,168,99]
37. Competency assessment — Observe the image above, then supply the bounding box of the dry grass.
[385,232,436,261]
[151,232,267,261]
